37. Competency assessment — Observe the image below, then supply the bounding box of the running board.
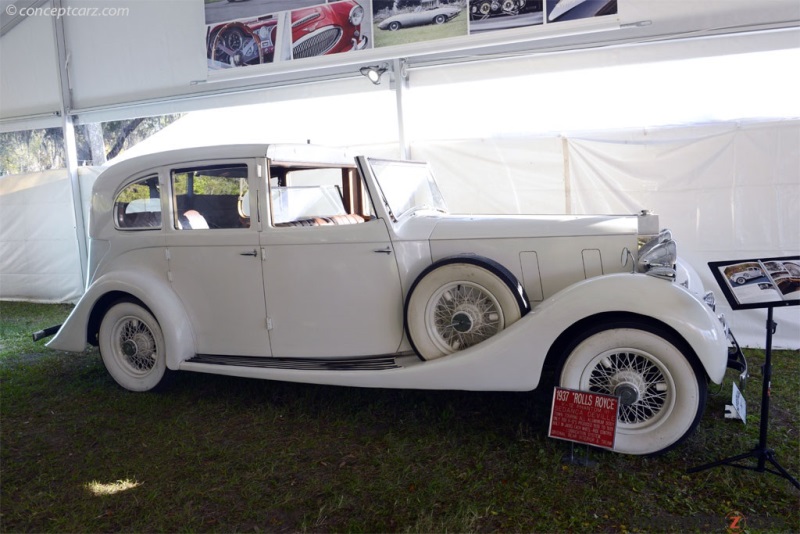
[187,354,402,371]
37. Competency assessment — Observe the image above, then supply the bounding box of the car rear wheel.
[99,301,169,392]
[406,261,525,360]
[557,322,707,455]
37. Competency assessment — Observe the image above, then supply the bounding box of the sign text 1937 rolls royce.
[46,144,745,455]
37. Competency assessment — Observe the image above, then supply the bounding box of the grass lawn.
[1,301,798,532]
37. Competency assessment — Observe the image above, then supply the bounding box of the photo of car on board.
[468,0,543,33]
[372,0,467,47]
[206,0,371,68]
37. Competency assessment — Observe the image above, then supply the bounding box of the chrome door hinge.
[266,317,273,330]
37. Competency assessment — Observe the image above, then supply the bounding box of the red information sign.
[548,387,620,449]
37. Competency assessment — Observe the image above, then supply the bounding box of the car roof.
[94,143,354,196]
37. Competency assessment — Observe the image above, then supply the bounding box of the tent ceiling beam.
[64,24,798,127]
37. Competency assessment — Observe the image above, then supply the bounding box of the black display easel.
[688,306,799,489]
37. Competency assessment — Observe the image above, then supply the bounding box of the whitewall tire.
[406,260,526,360]
[558,323,706,455]
[99,302,168,392]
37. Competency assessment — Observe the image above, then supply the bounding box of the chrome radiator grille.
[293,27,342,59]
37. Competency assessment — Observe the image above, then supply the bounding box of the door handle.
[240,249,258,257]
[373,247,392,255]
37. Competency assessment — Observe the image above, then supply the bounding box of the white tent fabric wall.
[0,170,84,302]
[407,120,799,348]
[410,138,566,214]
[565,120,800,349]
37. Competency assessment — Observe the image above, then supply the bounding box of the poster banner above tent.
[203,0,617,71]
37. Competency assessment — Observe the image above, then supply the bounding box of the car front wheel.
[433,14,446,24]
[557,322,707,455]
[99,301,169,392]
[406,261,525,360]
[388,21,401,31]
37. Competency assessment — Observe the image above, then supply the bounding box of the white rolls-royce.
[46,143,745,455]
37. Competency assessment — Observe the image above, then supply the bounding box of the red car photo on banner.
[292,2,369,59]
[206,1,370,69]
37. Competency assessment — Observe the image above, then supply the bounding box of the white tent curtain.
[410,138,567,215]
[565,121,800,349]
[0,169,84,302]
[407,120,799,348]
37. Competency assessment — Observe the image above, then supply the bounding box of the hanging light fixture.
[360,64,389,85]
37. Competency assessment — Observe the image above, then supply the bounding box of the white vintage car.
[47,143,745,455]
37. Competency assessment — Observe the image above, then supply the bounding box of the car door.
[164,159,271,357]
[259,164,405,358]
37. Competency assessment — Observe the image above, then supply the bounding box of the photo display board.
[203,0,618,72]
[709,256,800,310]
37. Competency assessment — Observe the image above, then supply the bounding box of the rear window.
[114,175,162,230]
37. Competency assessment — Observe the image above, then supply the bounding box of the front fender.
[47,271,195,370]
[532,273,728,384]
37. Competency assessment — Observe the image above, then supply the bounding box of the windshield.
[367,158,448,220]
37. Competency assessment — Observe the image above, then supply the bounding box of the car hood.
[427,214,640,240]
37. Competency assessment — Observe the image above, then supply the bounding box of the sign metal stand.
[688,257,800,490]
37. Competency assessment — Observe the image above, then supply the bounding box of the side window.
[114,175,161,230]
[269,166,375,228]
[171,164,249,230]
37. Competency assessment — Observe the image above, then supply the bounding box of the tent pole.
[62,115,88,287]
[392,58,410,160]
[54,0,88,288]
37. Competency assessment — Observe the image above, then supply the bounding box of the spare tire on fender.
[405,255,529,360]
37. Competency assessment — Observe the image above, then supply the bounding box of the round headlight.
[349,5,364,26]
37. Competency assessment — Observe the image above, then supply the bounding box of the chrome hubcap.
[451,310,475,333]
[614,383,640,406]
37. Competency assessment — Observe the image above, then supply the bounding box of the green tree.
[0,114,182,176]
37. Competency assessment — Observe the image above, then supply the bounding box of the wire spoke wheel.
[582,349,671,428]
[558,324,706,455]
[100,302,168,392]
[114,317,158,375]
[405,260,526,360]
[428,281,504,353]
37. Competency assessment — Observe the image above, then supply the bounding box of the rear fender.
[47,271,195,370]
